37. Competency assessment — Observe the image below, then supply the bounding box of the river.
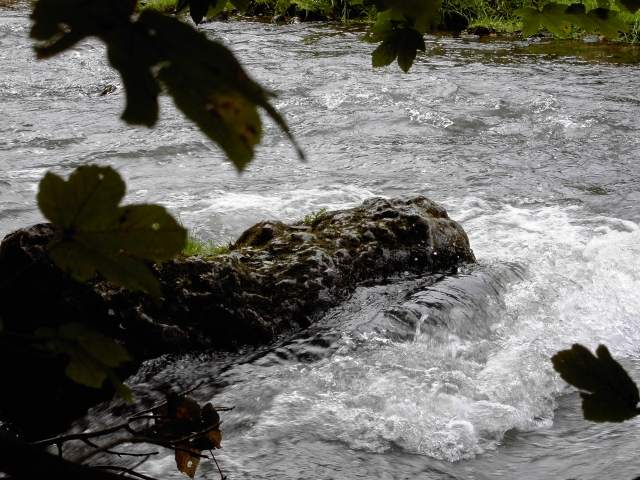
[1,6,640,479]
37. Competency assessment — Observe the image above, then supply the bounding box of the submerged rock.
[0,196,474,435]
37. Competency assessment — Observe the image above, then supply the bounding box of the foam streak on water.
[2,7,640,479]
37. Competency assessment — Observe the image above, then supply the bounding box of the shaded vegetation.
[137,0,178,12]
[553,344,640,422]
[148,0,640,41]
[182,236,232,257]
[302,207,327,226]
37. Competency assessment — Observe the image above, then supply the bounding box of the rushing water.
[2,6,640,479]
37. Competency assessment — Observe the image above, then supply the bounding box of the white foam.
[203,202,640,463]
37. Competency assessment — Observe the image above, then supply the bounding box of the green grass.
[302,207,328,226]
[136,0,640,42]
[468,16,523,33]
[182,236,233,258]
[137,0,177,13]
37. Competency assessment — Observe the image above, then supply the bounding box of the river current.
[2,6,640,479]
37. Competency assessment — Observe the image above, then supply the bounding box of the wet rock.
[0,196,474,435]
[1,196,475,355]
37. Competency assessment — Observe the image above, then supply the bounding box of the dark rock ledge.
[0,196,474,435]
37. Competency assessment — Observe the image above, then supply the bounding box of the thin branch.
[128,453,154,472]
[210,450,227,480]
[168,423,222,445]
[130,382,204,419]
[75,435,211,464]
[31,423,130,448]
[82,436,159,458]
[92,466,158,480]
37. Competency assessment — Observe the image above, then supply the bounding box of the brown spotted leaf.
[175,445,201,478]
[137,9,303,170]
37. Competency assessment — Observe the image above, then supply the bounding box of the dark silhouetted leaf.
[515,7,543,37]
[619,0,640,12]
[517,2,628,38]
[566,3,587,15]
[37,165,186,296]
[138,10,303,169]
[585,8,628,36]
[31,0,160,127]
[516,3,572,37]
[372,27,425,72]
[229,0,249,11]
[30,0,302,168]
[35,323,132,400]
[189,0,210,23]
[192,403,222,450]
[552,344,640,422]
[367,1,437,71]
[107,31,160,127]
[153,395,224,476]
[176,0,191,12]
[396,28,426,72]
[372,39,398,67]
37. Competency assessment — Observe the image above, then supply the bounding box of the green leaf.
[176,0,191,11]
[30,0,303,168]
[107,31,160,127]
[585,8,628,36]
[516,3,572,37]
[618,0,640,12]
[565,3,587,15]
[59,323,131,367]
[372,39,398,67]
[372,27,425,72]
[189,0,211,23]
[37,165,186,296]
[515,7,543,37]
[552,344,640,422]
[229,0,249,11]
[540,3,573,36]
[396,28,426,72]
[35,323,133,398]
[31,0,159,127]
[138,10,304,169]
[517,2,628,38]
[38,166,125,230]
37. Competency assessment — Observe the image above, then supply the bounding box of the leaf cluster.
[366,0,440,71]
[552,344,640,422]
[150,394,223,478]
[177,0,249,23]
[29,386,230,480]
[31,0,302,169]
[35,323,133,401]
[516,1,640,38]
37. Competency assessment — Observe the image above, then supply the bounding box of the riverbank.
[136,0,640,43]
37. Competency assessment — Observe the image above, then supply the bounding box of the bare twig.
[169,423,222,444]
[30,384,231,480]
[210,450,227,480]
[75,436,212,464]
[32,423,130,448]
[130,382,204,419]
[92,466,158,480]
